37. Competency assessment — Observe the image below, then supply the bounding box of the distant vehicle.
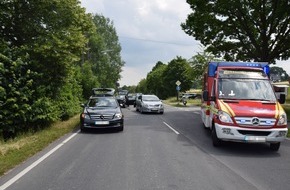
[116,90,128,108]
[126,93,136,106]
[181,93,201,102]
[135,94,164,114]
[80,88,124,132]
[134,93,142,107]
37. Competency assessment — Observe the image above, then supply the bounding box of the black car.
[80,89,124,132]
[116,90,129,108]
[126,93,136,106]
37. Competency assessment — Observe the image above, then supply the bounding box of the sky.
[80,0,290,86]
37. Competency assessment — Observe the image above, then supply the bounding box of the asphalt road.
[1,104,290,190]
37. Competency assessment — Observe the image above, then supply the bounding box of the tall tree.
[146,61,167,98]
[188,50,222,88]
[162,57,193,98]
[136,79,148,94]
[270,66,289,82]
[87,14,124,88]
[181,0,290,63]
[0,0,95,138]
[0,0,94,98]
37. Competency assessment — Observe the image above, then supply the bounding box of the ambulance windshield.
[218,79,276,101]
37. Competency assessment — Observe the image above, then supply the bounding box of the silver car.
[136,94,164,114]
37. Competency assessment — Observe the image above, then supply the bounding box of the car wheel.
[160,111,164,114]
[270,142,280,151]
[212,124,222,147]
[80,126,86,133]
[118,126,124,132]
[140,107,143,113]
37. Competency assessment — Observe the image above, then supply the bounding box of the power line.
[119,35,197,47]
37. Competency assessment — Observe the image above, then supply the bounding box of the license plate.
[95,121,109,125]
[245,136,266,142]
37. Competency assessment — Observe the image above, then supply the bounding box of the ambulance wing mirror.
[278,94,286,104]
[202,90,209,101]
[203,90,216,101]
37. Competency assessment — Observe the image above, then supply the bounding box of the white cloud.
[80,0,290,87]
[79,0,200,86]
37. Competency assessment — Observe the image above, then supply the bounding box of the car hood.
[143,100,162,105]
[85,107,120,115]
[218,100,284,118]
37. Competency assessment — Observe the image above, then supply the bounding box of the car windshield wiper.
[246,98,273,101]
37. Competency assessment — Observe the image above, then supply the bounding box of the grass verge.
[163,97,202,107]
[0,115,80,176]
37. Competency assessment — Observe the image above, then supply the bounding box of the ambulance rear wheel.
[270,142,280,151]
[212,124,222,147]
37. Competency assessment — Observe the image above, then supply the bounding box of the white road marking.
[163,122,180,135]
[0,130,80,190]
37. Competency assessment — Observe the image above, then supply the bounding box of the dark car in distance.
[116,90,129,108]
[126,93,136,106]
[80,88,124,132]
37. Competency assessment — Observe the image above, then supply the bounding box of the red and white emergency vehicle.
[201,62,288,151]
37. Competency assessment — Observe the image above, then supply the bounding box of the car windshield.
[118,91,128,95]
[128,94,136,99]
[88,97,118,107]
[218,79,276,101]
[143,95,160,101]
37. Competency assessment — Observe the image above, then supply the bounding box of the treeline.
[134,54,213,100]
[0,0,123,139]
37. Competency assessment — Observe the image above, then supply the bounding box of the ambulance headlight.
[218,111,233,123]
[277,113,287,126]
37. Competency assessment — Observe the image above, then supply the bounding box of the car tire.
[270,142,280,151]
[119,126,124,132]
[80,126,86,133]
[212,124,222,147]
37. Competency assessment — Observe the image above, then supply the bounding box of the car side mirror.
[81,103,85,107]
[279,94,286,104]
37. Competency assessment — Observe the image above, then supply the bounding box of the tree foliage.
[0,1,124,139]
[137,57,194,99]
[181,0,290,63]
[146,61,167,98]
[85,14,124,88]
[270,66,289,82]
[188,50,222,89]
[162,57,193,98]
[0,53,39,139]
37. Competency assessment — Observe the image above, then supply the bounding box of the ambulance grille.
[234,117,276,128]
[238,130,271,136]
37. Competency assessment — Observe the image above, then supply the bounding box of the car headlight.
[143,103,149,108]
[218,111,233,123]
[81,113,90,119]
[277,113,287,126]
[114,113,123,119]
